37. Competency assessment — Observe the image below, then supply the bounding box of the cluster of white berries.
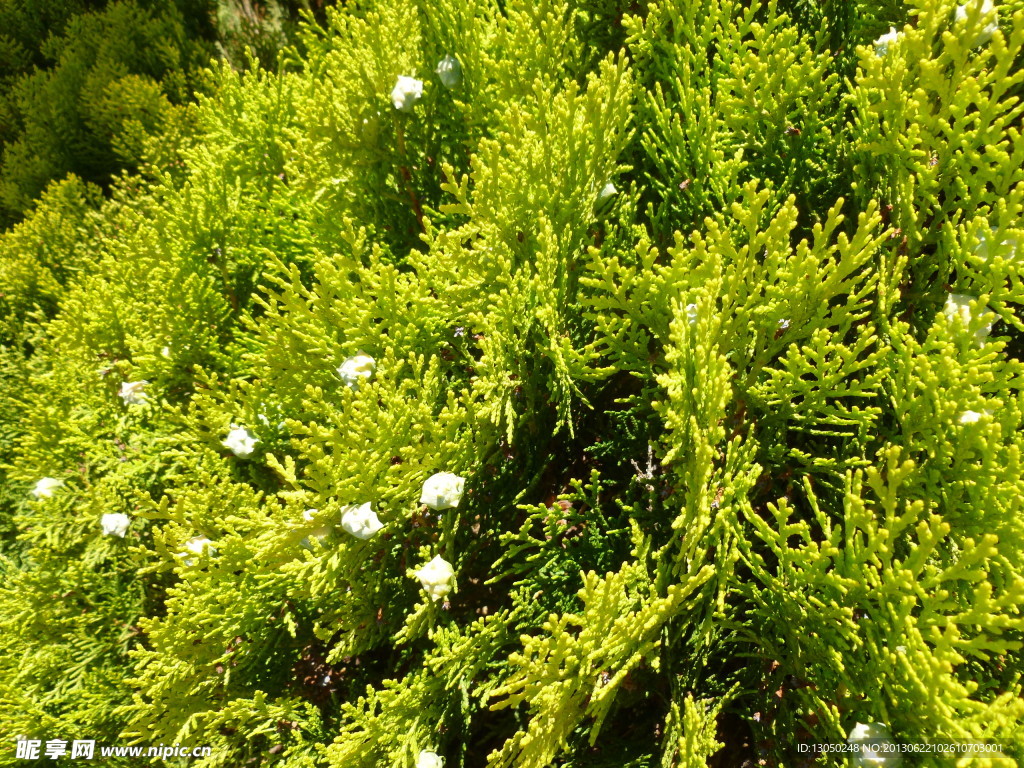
[211,352,460,595]
[228,68,460,603]
[48,296,464,598]
[160,473,464,606]
[291,472,463,602]
[219,354,376,463]
[29,478,139,545]
[390,55,463,112]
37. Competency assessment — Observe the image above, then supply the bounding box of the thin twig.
[396,121,425,233]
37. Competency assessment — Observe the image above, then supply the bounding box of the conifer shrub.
[214,0,333,70]
[0,0,325,228]
[1,0,1023,766]
[0,0,219,226]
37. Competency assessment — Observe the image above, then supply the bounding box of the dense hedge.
[0,0,324,227]
[1,0,1024,766]
[0,0,220,226]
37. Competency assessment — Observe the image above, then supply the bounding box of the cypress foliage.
[1,0,1023,766]
[0,0,317,227]
[0,0,220,225]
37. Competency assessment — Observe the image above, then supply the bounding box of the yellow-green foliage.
[1,0,1024,766]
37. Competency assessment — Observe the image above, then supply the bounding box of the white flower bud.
[31,477,62,499]
[435,55,462,89]
[257,412,286,431]
[185,536,213,555]
[974,227,994,261]
[959,410,982,424]
[304,507,331,535]
[337,354,376,389]
[847,722,900,767]
[414,554,455,602]
[974,226,1017,262]
[1005,236,1019,260]
[955,0,998,46]
[301,509,333,549]
[181,536,214,566]
[161,346,172,359]
[223,426,259,458]
[685,303,698,325]
[391,76,424,112]
[420,472,465,510]
[943,293,992,343]
[960,409,994,424]
[119,380,149,405]
[417,751,444,768]
[594,182,618,217]
[339,502,384,540]
[101,512,131,538]
[873,27,900,57]
[944,292,972,324]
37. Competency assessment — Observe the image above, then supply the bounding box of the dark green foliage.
[0,0,323,228]
[0,0,219,225]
